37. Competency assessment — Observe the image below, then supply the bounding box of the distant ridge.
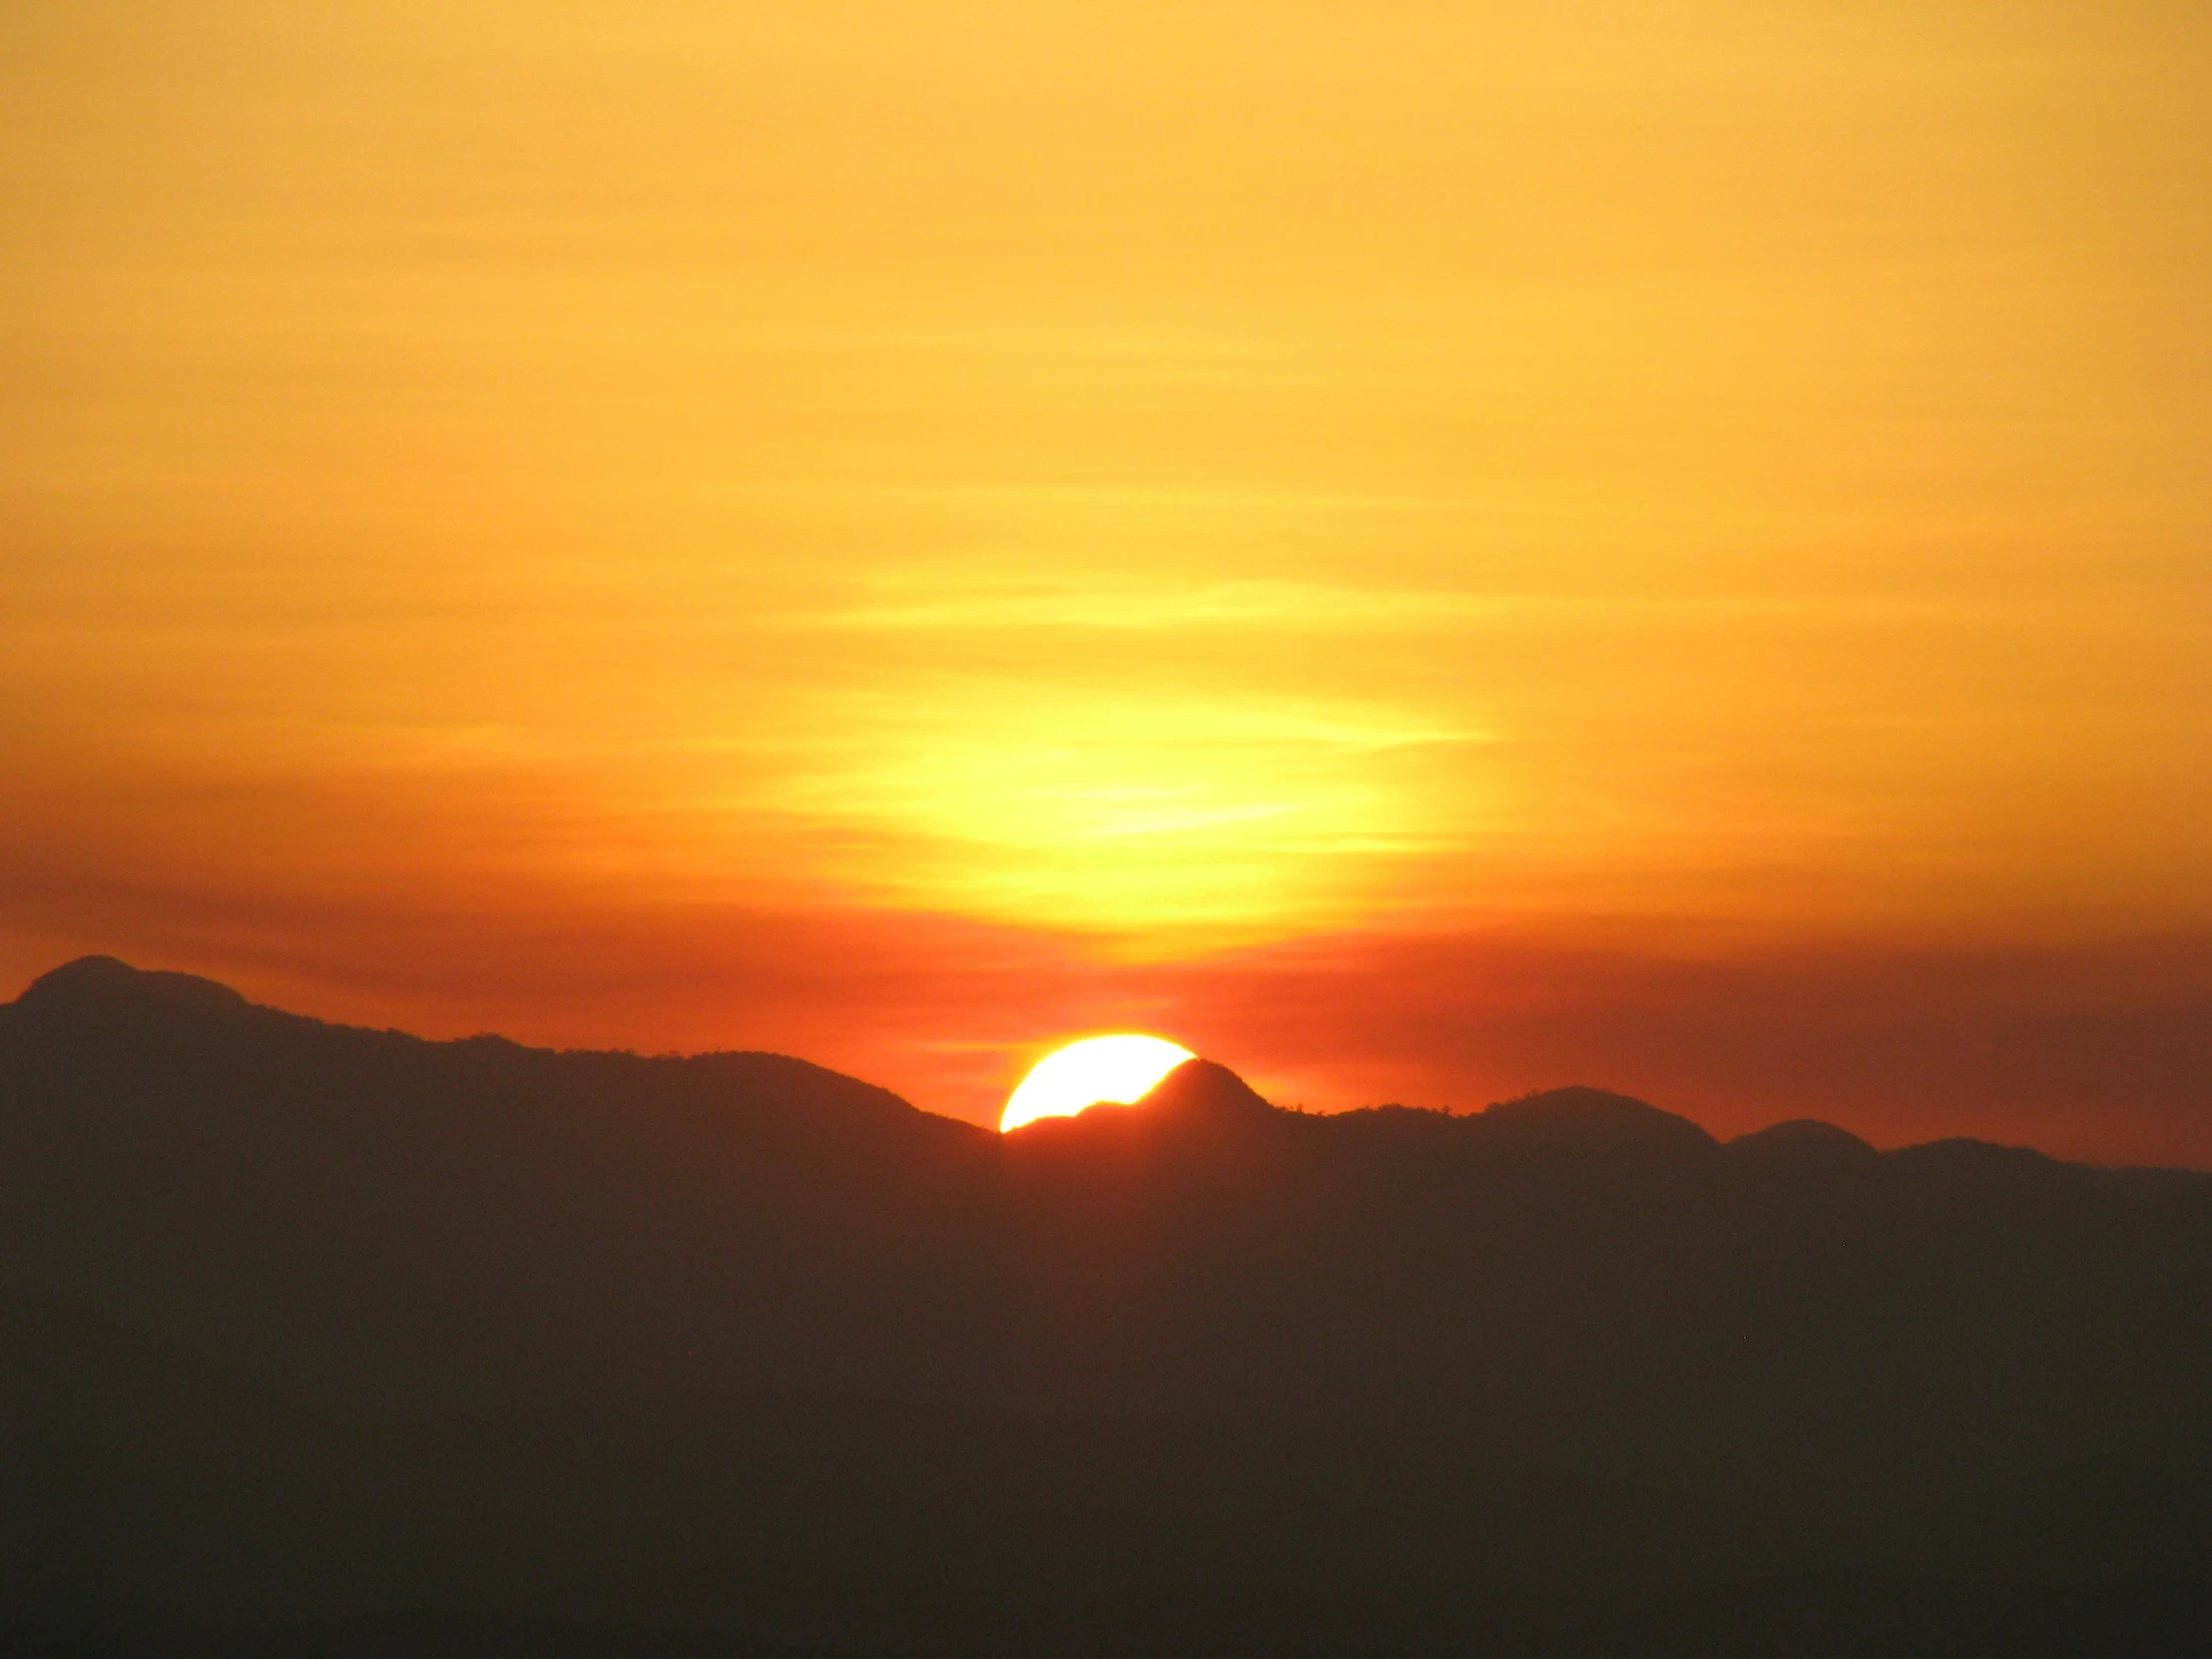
[0,956,2119,1172]
[1728,1117,1881,1160]
[1726,1117,1886,1177]
[15,953,252,1017]
[6,953,939,1124]
[1001,1054,1279,1145]
[1138,1055,1278,1122]
[1478,1083,1720,1160]
[4,956,2209,1657]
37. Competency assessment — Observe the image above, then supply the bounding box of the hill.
[4,958,2209,1655]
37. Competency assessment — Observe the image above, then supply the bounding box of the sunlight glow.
[999,1034,1196,1132]
[752,682,1484,948]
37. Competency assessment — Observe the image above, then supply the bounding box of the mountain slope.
[4,958,2209,1653]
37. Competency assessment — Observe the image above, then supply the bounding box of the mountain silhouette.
[1725,1116,1885,1167]
[1127,1056,1278,1119]
[4,958,2209,1656]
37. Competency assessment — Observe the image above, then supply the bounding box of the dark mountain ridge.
[5,958,2209,1656]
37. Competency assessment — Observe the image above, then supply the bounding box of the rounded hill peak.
[1479,1086,1717,1157]
[997,1056,1278,1143]
[16,955,251,1018]
[1140,1057,1277,1121]
[1728,1118,1881,1167]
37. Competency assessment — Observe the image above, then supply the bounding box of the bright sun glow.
[999,1034,1196,1133]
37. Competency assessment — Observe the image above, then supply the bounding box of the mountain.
[4,957,2209,1656]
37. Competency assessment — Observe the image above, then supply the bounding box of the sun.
[999,1034,1196,1133]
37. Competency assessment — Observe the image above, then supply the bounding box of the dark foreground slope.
[4,958,2209,1656]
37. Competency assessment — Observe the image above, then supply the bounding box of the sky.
[4,1,2209,1162]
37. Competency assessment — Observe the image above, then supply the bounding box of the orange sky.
[5,2,2209,1161]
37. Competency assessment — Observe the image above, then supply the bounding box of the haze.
[3,2,2208,1161]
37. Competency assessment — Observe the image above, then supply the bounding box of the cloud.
[784,581,1521,633]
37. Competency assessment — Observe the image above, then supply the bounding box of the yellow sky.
[4,1,2209,984]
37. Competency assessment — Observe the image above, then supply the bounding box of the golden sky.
[5,3,2209,1157]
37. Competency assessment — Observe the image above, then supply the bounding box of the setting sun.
[999,1034,1195,1133]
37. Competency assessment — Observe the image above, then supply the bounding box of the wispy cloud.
[784,581,1522,633]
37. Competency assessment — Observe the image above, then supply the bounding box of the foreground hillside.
[4,957,2209,1656]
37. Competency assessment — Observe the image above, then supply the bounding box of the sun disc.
[999,1034,1196,1133]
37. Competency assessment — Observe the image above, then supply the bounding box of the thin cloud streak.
[783,582,1524,633]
